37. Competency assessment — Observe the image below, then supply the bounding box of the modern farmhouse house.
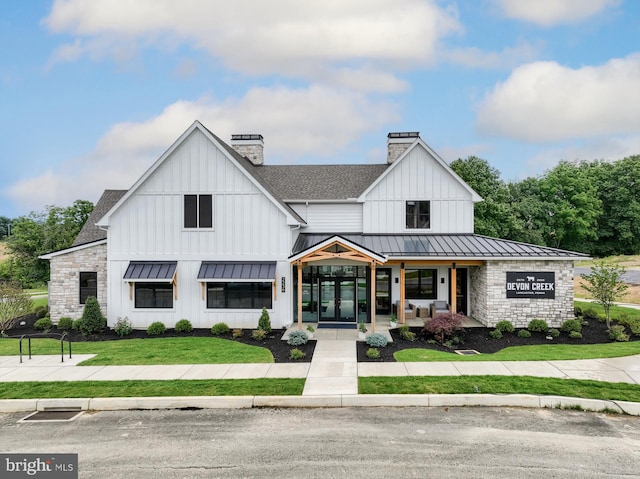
[42,121,586,331]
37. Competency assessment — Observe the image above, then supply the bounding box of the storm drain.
[20,409,84,423]
[454,349,481,356]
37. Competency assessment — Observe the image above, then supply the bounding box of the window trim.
[79,271,98,305]
[184,194,214,230]
[206,281,273,310]
[405,200,431,230]
[404,268,437,300]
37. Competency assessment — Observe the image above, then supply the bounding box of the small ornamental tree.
[79,296,106,336]
[0,281,33,335]
[258,307,272,334]
[581,261,628,329]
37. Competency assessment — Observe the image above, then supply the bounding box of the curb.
[1,394,638,415]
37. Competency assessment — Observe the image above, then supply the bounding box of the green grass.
[0,378,304,399]
[30,297,47,310]
[395,341,640,362]
[575,300,640,320]
[0,337,274,365]
[359,376,640,402]
[24,287,48,295]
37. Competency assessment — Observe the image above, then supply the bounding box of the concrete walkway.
[303,341,357,396]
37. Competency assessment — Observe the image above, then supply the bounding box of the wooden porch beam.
[385,260,484,266]
[399,263,406,324]
[297,261,303,331]
[450,263,457,314]
[370,262,376,333]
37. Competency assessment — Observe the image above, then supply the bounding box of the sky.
[1,0,640,218]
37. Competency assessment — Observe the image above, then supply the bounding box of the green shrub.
[113,316,133,337]
[72,318,84,331]
[581,320,590,327]
[517,329,531,338]
[252,329,266,341]
[616,316,640,337]
[582,307,599,320]
[174,319,193,333]
[34,305,48,319]
[34,317,53,332]
[609,325,629,342]
[495,320,514,333]
[258,307,272,334]
[147,321,166,336]
[489,329,502,339]
[80,296,106,336]
[548,328,560,338]
[400,329,416,341]
[56,317,74,330]
[366,333,388,348]
[527,319,548,332]
[232,328,243,339]
[287,330,309,346]
[210,322,230,336]
[574,305,582,317]
[569,331,583,339]
[560,319,582,333]
[366,348,380,359]
[424,313,466,343]
[289,348,306,360]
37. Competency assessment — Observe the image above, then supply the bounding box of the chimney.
[387,132,419,164]
[231,134,264,165]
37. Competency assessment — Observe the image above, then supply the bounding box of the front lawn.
[359,376,640,402]
[0,337,274,365]
[0,378,304,399]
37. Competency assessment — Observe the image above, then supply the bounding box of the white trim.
[39,240,107,260]
[357,139,483,203]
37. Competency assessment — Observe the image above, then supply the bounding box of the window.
[184,194,213,228]
[79,272,97,304]
[405,269,437,299]
[206,282,272,309]
[135,282,174,308]
[406,201,430,229]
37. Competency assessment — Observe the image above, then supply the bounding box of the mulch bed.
[6,314,316,363]
[357,318,638,362]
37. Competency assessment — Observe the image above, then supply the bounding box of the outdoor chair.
[430,300,450,317]
[393,300,417,320]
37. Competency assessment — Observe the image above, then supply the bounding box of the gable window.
[184,194,213,228]
[406,201,430,229]
[79,272,97,304]
[206,282,272,309]
[405,269,437,299]
[135,282,174,309]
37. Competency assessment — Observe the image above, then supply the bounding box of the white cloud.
[43,0,460,92]
[476,54,640,142]
[445,40,542,70]
[6,86,398,210]
[493,0,621,26]
[438,143,493,164]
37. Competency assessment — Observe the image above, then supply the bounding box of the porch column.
[297,261,303,330]
[370,262,376,333]
[399,262,406,324]
[450,262,457,314]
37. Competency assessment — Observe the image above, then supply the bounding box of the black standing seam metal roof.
[123,261,177,281]
[292,233,588,258]
[197,262,277,281]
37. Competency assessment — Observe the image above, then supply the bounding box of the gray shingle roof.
[255,164,389,200]
[72,190,126,246]
[292,233,588,259]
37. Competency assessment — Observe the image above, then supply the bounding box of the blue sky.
[1,0,639,218]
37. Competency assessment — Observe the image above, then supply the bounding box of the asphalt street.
[575,267,640,285]
[1,407,639,478]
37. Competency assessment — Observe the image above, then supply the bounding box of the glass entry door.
[375,268,391,315]
[320,279,356,322]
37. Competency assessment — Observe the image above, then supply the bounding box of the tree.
[0,216,12,240]
[0,281,33,335]
[79,296,106,336]
[6,200,93,286]
[580,261,628,329]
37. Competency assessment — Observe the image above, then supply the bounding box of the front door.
[320,279,356,322]
[375,268,391,315]
[448,268,468,315]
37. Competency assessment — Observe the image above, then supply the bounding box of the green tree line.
[0,200,93,286]
[450,155,640,256]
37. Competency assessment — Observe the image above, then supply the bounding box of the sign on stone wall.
[506,272,555,299]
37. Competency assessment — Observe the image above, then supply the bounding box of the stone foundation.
[469,260,574,328]
[48,243,107,322]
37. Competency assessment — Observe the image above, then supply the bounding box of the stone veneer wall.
[48,243,107,322]
[469,260,574,328]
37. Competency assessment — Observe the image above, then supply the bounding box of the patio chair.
[393,300,417,320]
[430,300,450,318]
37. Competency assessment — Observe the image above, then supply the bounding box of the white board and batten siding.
[362,145,474,234]
[105,129,293,329]
[289,202,363,232]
